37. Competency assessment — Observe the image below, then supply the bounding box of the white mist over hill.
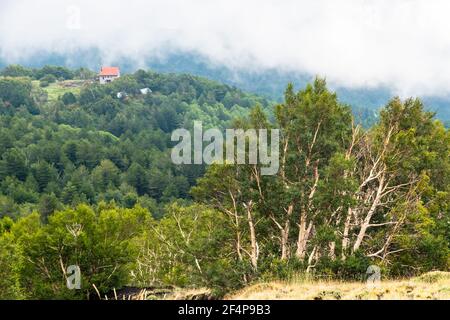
[1,0,450,98]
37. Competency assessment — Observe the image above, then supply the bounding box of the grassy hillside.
[105,271,450,300]
[227,272,450,300]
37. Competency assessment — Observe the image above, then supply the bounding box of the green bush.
[39,74,57,84]
[39,80,49,88]
[314,253,372,281]
[61,92,77,105]
[8,204,149,299]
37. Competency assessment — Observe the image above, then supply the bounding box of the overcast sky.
[1,0,450,96]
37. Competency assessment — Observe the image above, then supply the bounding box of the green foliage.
[38,193,60,222]
[7,204,149,299]
[61,92,77,105]
[0,67,267,219]
[0,64,33,78]
[34,65,74,81]
[0,77,34,109]
[0,224,23,299]
[133,203,243,294]
[0,66,448,298]
[194,78,449,286]
[39,74,57,86]
[313,253,372,280]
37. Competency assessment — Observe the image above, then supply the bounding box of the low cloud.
[1,0,450,96]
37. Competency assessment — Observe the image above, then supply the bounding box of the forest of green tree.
[0,65,448,299]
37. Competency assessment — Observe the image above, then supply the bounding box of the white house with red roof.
[98,66,120,84]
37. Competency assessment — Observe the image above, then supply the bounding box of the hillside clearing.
[32,80,85,102]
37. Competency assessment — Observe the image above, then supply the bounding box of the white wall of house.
[99,74,120,84]
[99,75,116,84]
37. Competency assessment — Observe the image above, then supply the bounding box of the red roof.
[99,67,120,76]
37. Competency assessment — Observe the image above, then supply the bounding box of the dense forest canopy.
[0,65,269,218]
[0,65,448,299]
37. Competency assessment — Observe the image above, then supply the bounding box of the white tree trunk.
[245,201,258,270]
[353,175,385,252]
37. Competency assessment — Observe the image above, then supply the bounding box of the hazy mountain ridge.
[1,50,449,126]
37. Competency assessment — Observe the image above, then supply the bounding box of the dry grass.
[101,286,212,300]
[100,271,450,300]
[164,288,213,300]
[226,271,450,300]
